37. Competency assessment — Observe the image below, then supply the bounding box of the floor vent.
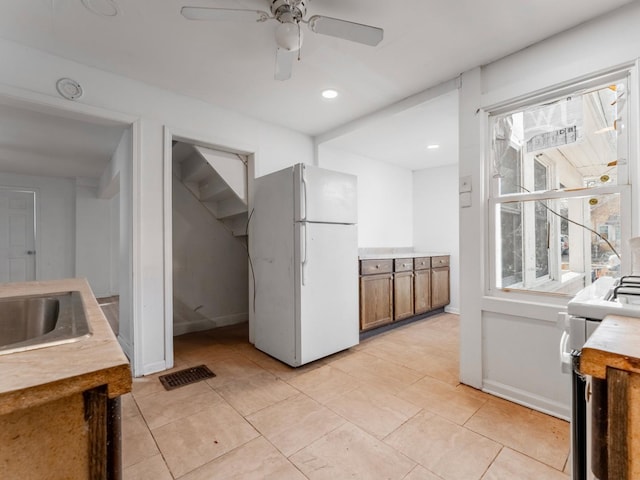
[159,365,216,391]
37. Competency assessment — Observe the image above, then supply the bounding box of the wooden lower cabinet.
[0,386,123,480]
[431,266,450,309]
[414,269,431,314]
[359,255,449,332]
[393,271,414,320]
[359,273,393,331]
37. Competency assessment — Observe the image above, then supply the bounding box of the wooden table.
[580,314,640,480]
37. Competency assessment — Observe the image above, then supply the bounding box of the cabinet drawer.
[360,259,393,275]
[432,256,450,268]
[413,257,431,270]
[394,258,413,272]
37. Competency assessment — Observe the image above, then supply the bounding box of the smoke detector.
[56,78,83,101]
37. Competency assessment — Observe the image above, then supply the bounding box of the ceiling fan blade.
[275,48,295,81]
[181,7,270,23]
[307,15,383,46]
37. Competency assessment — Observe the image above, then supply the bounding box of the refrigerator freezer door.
[294,164,357,224]
[295,222,359,365]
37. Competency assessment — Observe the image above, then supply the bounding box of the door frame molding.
[162,125,257,370]
[0,84,141,371]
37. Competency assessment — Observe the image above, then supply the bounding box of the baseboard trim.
[482,379,570,421]
[444,306,459,314]
[173,312,248,336]
[142,361,168,377]
[359,308,445,341]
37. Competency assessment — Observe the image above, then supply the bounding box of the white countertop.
[359,252,449,260]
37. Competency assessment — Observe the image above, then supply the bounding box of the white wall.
[172,176,248,335]
[0,37,314,375]
[413,164,459,313]
[459,2,640,419]
[0,172,75,281]
[318,145,413,247]
[110,193,119,295]
[0,173,118,299]
[75,181,113,297]
[107,127,134,362]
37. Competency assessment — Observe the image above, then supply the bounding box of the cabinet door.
[414,268,431,314]
[393,271,414,321]
[431,267,450,308]
[359,273,393,331]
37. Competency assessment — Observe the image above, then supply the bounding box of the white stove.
[561,276,640,354]
[558,275,640,480]
[566,276,640,319]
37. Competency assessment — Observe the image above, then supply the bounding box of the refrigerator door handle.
[300,223,307,285]
[300,165,307,221]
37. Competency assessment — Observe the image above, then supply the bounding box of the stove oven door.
[571,352,589,480]
[561,314,601,480]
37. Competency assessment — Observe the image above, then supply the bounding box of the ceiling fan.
[181,0,384,80]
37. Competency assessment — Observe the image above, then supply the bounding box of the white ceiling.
[323,90,459,171]
[0,0,634,177]
[0,103,126,178]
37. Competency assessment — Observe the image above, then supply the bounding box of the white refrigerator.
[251,163,359,366]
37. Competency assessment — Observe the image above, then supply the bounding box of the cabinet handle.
[375,264,380,269]
[403,263,409,267]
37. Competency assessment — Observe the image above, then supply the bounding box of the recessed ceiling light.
[81,0,119,17]
[322,89,338,99]
[427,144,440,150]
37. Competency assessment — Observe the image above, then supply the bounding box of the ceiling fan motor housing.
[271,0,306,23]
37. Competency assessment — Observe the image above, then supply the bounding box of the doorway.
[164,129,256,369]
[0,96,138,368]
[0,188,36,282]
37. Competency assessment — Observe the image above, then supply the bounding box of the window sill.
[501,271,586,296]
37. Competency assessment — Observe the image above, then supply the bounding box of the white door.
[296,222,359,364]
[0,189,36,282]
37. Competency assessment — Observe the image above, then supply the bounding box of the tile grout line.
[129,393,179,479]
[479,445,505,480]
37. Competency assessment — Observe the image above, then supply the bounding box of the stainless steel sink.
[0,291,92,355]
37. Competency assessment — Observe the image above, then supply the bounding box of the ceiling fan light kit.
[275,22,302,52]
[181,0,383,81]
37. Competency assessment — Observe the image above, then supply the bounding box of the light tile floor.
[121,314,570,480]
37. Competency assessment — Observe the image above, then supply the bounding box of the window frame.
[486,69,634,299]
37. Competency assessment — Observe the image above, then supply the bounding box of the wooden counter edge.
[0,362,131,416]
[580,314,640,380]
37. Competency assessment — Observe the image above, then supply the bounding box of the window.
[489,74,631,296]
